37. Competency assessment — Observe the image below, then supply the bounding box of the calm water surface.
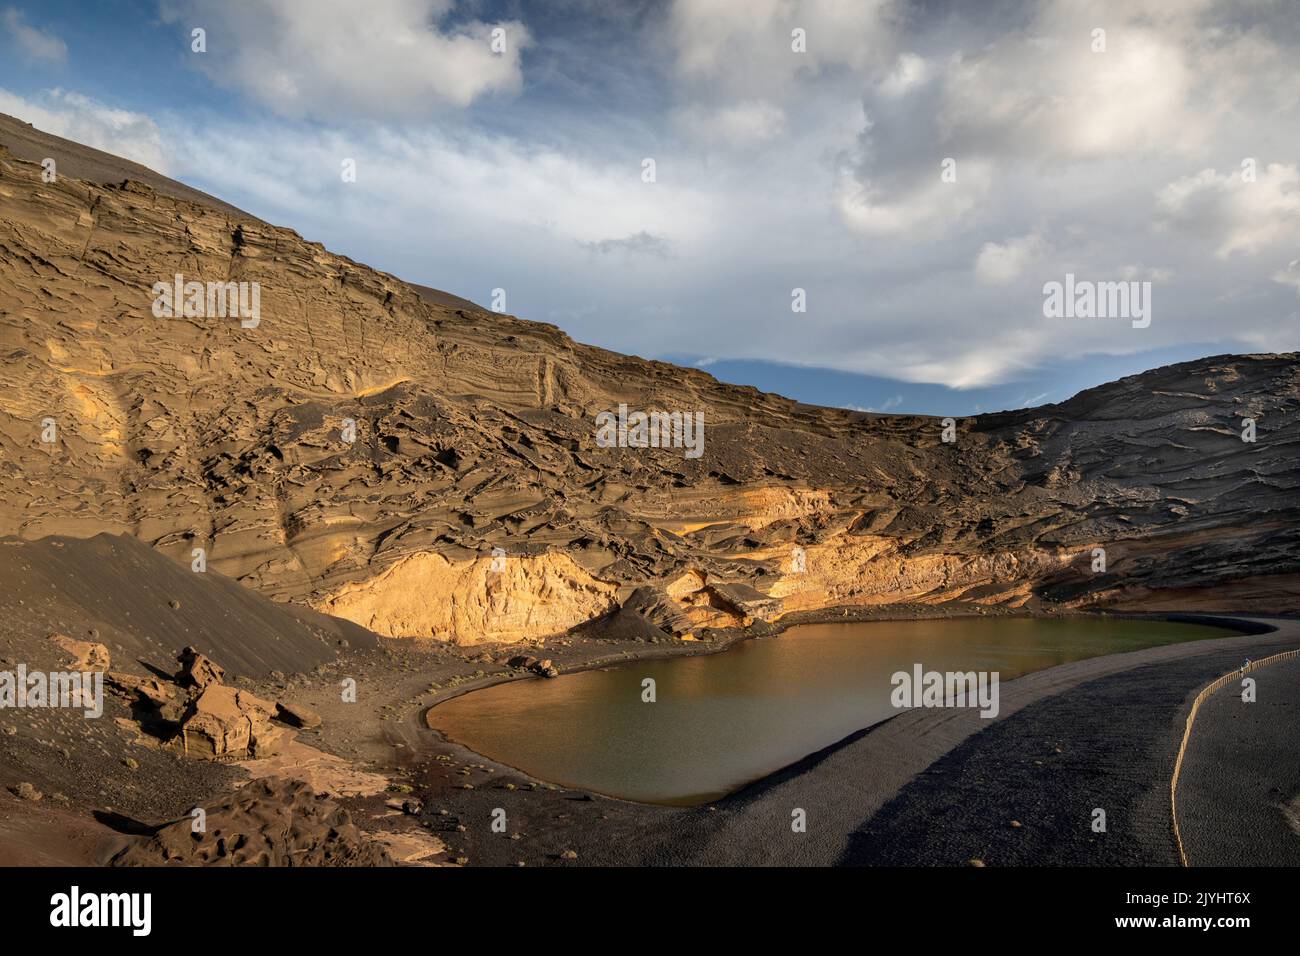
[427,617,1230,805]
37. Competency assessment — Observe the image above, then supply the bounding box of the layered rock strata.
[2,115,1297,645]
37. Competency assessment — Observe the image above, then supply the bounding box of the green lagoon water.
[427,617,1230,805]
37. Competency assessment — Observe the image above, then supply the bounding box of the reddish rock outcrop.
[178,684,284,759]
[175,646,225,692]
[49,633,110,671]
[274,700,322,729]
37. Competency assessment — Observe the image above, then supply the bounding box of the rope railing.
[1170,647,1300,867]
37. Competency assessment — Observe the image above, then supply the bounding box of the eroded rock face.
[764,538,1075,612]
[105,671,184,726]
[175,646,225,691]
[1,123,1297,638]
[179,684,284,759]
[317,551,618,643]
[617,571,783,640]
[107,647,308,758]
[111,777,393,867]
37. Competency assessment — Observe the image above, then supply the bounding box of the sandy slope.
[0,534,384,864]
[0,533,375,675]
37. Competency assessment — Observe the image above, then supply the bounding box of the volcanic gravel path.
[1176,653,1300,866]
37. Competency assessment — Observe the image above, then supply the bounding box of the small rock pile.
[506,655,559,678]
[103,646,321,760]
[49,633,112,672]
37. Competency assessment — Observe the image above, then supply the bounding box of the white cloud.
[836,158,992,238]
[0,88,169,171]
[814,0,1300,384]
[580,231,674,258]
[889,331,1053,389]
[1157,164,1300,258]
[159,0,530,119]
[161,118,719,264]
[5,0,1298,395]
[1274,259,1300,296]
[974,233,1045,285]
[879,53,927,97]
[2,8,67,63]
[669,0,897,92]
[676,100,786,144]
[1118,264,1173,282]
[938,18,1202,161]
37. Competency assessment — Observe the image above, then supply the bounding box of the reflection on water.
[427,617,1229,805]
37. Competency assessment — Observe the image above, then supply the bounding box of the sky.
[1,0,1297,416]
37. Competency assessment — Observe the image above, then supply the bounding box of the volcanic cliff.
[2,113,1297,646]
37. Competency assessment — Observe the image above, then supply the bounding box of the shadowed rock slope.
[2,117,1297,643]
[0,533,377,677]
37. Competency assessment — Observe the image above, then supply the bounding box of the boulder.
[104,672,186,723]
[175,646,225,691]
[105,672,172,705]
[179,685,283,758]
[49,633,110,671]
[705,582,783,623]
[8,782,41,801]
[274,700,321,729]
[664,568,708,601]
[617,584,734,639]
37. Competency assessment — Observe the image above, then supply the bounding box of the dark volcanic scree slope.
[1,113,1298,648]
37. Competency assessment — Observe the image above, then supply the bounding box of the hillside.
[2,114,1298,645]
